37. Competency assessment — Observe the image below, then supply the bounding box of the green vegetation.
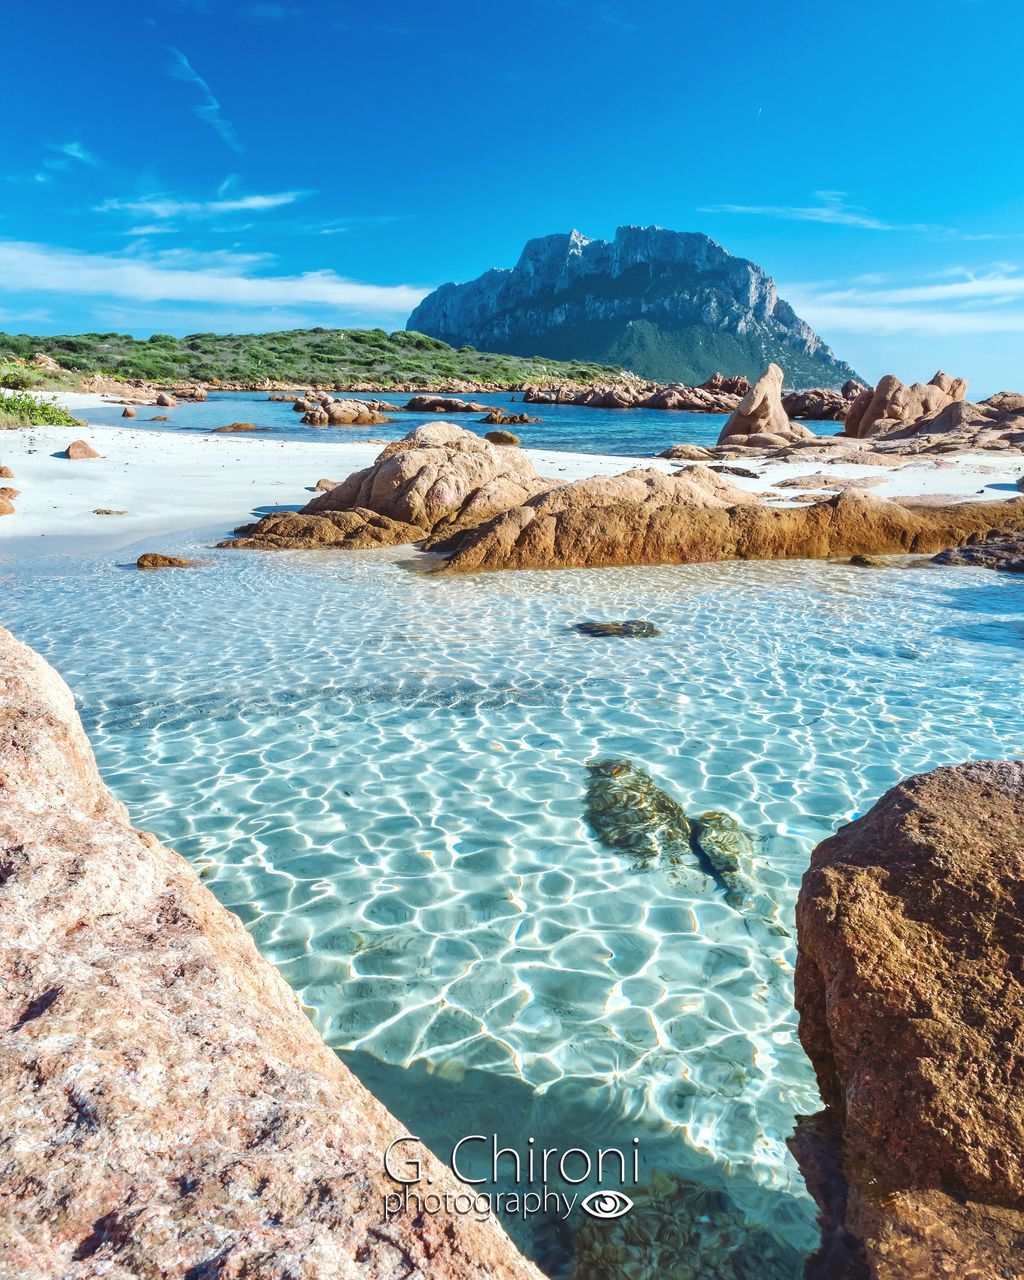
[0,329,621,389]
[0,389,85,429]
[0,359,80,393]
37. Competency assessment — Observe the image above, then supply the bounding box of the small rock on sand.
[0,497,14,517]
[0,465,13,479]
[94,508,127,516]
[0,487,19,500]
[65,440,101,460]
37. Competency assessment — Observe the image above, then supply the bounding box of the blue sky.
[2,0,1023,392]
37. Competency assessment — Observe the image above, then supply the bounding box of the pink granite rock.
[0,627,540,1280]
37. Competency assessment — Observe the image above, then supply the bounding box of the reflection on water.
[4,538,1022,1274]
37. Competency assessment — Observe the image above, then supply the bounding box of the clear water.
[4,532,1023,1275]
[82,389,834,457]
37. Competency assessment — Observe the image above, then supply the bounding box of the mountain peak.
[408,226,860,387]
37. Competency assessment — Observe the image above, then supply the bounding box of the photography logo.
[382,1134,638,1223]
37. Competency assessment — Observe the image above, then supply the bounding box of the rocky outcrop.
[0,627,541,1280]
[295,394,390,426]
[155,392,177,408]
[932,533,1024,572]
[718,364,815,448]
[843,372,967,439]
[783,381,865,421]
[136,552,206,569]
[866,397,1024,455]
[480,409,539,426]
[438,486,1024,573]
[407,226,862,386]
[64,440,100,460]
[404,395,497,414]
[522,373,750,414]
[221,423,550,551]
[792,761,1024,1279]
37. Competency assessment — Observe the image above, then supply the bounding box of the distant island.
[0,328,620,391]
[408,226,862,388]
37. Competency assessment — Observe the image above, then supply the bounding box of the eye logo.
[580,1191,633,1220]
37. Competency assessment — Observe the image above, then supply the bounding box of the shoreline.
[2,407,1022,558]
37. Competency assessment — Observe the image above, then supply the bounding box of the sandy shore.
[1,397,1021,556]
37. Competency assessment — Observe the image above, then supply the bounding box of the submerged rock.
[0,626,540,1280]
[574,620,661,638]
[210,421,268,433]
[584,759,693,872]
[792,760,1024,1278]
[573,1171,804,1280]
[691,810,760,912]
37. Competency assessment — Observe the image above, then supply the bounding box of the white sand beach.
[1,396,1021,556]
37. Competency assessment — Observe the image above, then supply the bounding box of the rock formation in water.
[783,381,865,421]
[932,533,1024,572]
[438,481,1024,573]
[408,226,862,386]
[294,393,390,426]
[0,626,541,1280]
[221,423,550,551]
[792,760,1024,1279]
[522,373,751,413]
[405,395,497,414]
[582,761,783,934]
[717,364,815,448]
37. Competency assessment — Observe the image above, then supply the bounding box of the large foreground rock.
[0,627,540,1280]
[439,484,1024,573]
[222,423,550,551]
[792,761,1024,1278]
[718,364,815,447]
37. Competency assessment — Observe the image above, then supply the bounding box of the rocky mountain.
[407,226,861,388]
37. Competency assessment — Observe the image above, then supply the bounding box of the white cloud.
[9,140,101,185]
[701,191,953,235]
[167,48,242,154]
[0,240,428,317]
[782,267,1024,336]
[51,141,99,166]
[97,190,308,219]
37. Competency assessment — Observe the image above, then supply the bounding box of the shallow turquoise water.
[4,535,1023,1273]
[79,389,832,456]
